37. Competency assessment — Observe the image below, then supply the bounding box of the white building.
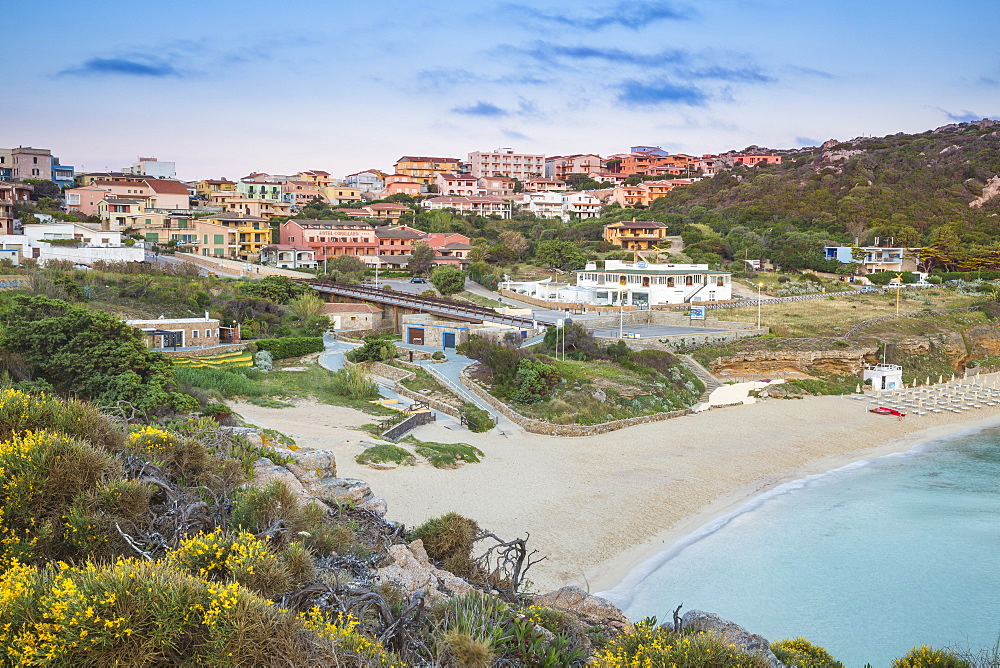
[562,192,602,219]
[501,260,732,308]
[516,191,564,219]
[863,363,904,391]
[0,222,144,265]
[515,191,604,221]
[422,196,512,219]
[122,157,177,180]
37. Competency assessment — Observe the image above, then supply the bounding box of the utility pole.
[757,282,763,330]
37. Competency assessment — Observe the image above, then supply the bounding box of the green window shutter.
[203,234,208,244]
[145,233,159,242]
[214,234,224,245]
[214,248,224,256]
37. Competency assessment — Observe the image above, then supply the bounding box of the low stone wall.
[348,359,464,418]
[382,411,435,441]
[583,310,759,331]
[459,369,692,436]
[354,360,413,383]
[161,344,247,358]
[176,252,312,279]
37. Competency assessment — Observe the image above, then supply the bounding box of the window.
[685,275,693,285]
[192,330,200,339]
[708,291,716,301]
[214,234,224,245]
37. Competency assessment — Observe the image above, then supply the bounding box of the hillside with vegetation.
[648,119,1000,271]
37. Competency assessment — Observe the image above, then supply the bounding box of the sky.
[4,0,999,181]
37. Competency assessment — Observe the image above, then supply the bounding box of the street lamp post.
[757,282,763,330]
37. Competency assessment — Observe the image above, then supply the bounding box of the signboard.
[624,332,640,339]
[637,261,648,269]
[690,305,706,320]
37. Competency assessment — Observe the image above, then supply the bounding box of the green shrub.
[772,637,844,667]
[254,337,324,360]
[409,512,480,579]
[345,336,398,363]
[592,618,770,667]
[432,351,446,360]
[461,403,495,433]
[328,366,379,400]
[356,444,416,466]
[891,646,971,668]
[412,439,484,468]
[175,365,263,398]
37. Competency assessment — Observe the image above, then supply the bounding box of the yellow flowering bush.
[0,430,124,563]
[891,645,971,667]
[0,389,122,447]
[771,637,844,667]
[0,557,390,666]
[591,618,770,668]
[301,607,402,667]
[168,528,291,597]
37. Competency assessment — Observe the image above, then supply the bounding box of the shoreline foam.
[592,411,1000,607]
[233,372,1000,596]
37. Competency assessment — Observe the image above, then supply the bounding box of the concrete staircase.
[679,354,722,402]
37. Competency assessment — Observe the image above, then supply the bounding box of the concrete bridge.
[301,279,556,329]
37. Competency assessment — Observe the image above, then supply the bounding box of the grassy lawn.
[719,290,979,337]
[255,365,397,415]
[455,291,504,308]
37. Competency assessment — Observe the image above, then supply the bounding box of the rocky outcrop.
[530,586,629,631]
[374,539,472,602]
[969,175,1000,209]
[710,347,876,378]
[249,445,387,516]
[681,610,784,667]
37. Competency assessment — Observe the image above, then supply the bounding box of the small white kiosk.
[863,363,904,391]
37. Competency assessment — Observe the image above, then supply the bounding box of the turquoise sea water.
[601,426,1000,666]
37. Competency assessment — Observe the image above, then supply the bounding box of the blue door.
[443,332,456,348]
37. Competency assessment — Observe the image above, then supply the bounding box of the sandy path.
[233,385,1000,594]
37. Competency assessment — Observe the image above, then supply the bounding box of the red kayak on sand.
[870,406,906,418]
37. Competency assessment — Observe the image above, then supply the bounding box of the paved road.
[591,324,729,339]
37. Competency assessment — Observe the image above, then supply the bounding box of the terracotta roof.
[607,220,666,229]
[203,212,268,221]
[338,209,374,217]
[396,156,460,163]
[145,179,191,195]
[202,179,234,184]
[321,303,382,314]
[366,203,411,211]
[375,228,423,239]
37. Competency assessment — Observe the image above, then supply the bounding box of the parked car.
[859,286,879,293]
[410,277,427,283]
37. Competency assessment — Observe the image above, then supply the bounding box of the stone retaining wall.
[459,369,692,436]
[347,359,463,418]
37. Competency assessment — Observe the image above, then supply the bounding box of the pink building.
[280,220,377,260]
[478,175,515,197]
[65,185,112,216]
[524,177,565,192]
[467,149,544,180]
[545,154,603,180]
[729,153,781,166]
[436,172,480,196]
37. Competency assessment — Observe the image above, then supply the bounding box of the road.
[590,324,730,338]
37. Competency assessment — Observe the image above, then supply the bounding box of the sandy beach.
[233,377,1000,595]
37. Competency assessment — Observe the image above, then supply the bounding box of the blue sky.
[4,0,998,180]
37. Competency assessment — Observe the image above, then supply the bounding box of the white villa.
[501,260,732,308]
